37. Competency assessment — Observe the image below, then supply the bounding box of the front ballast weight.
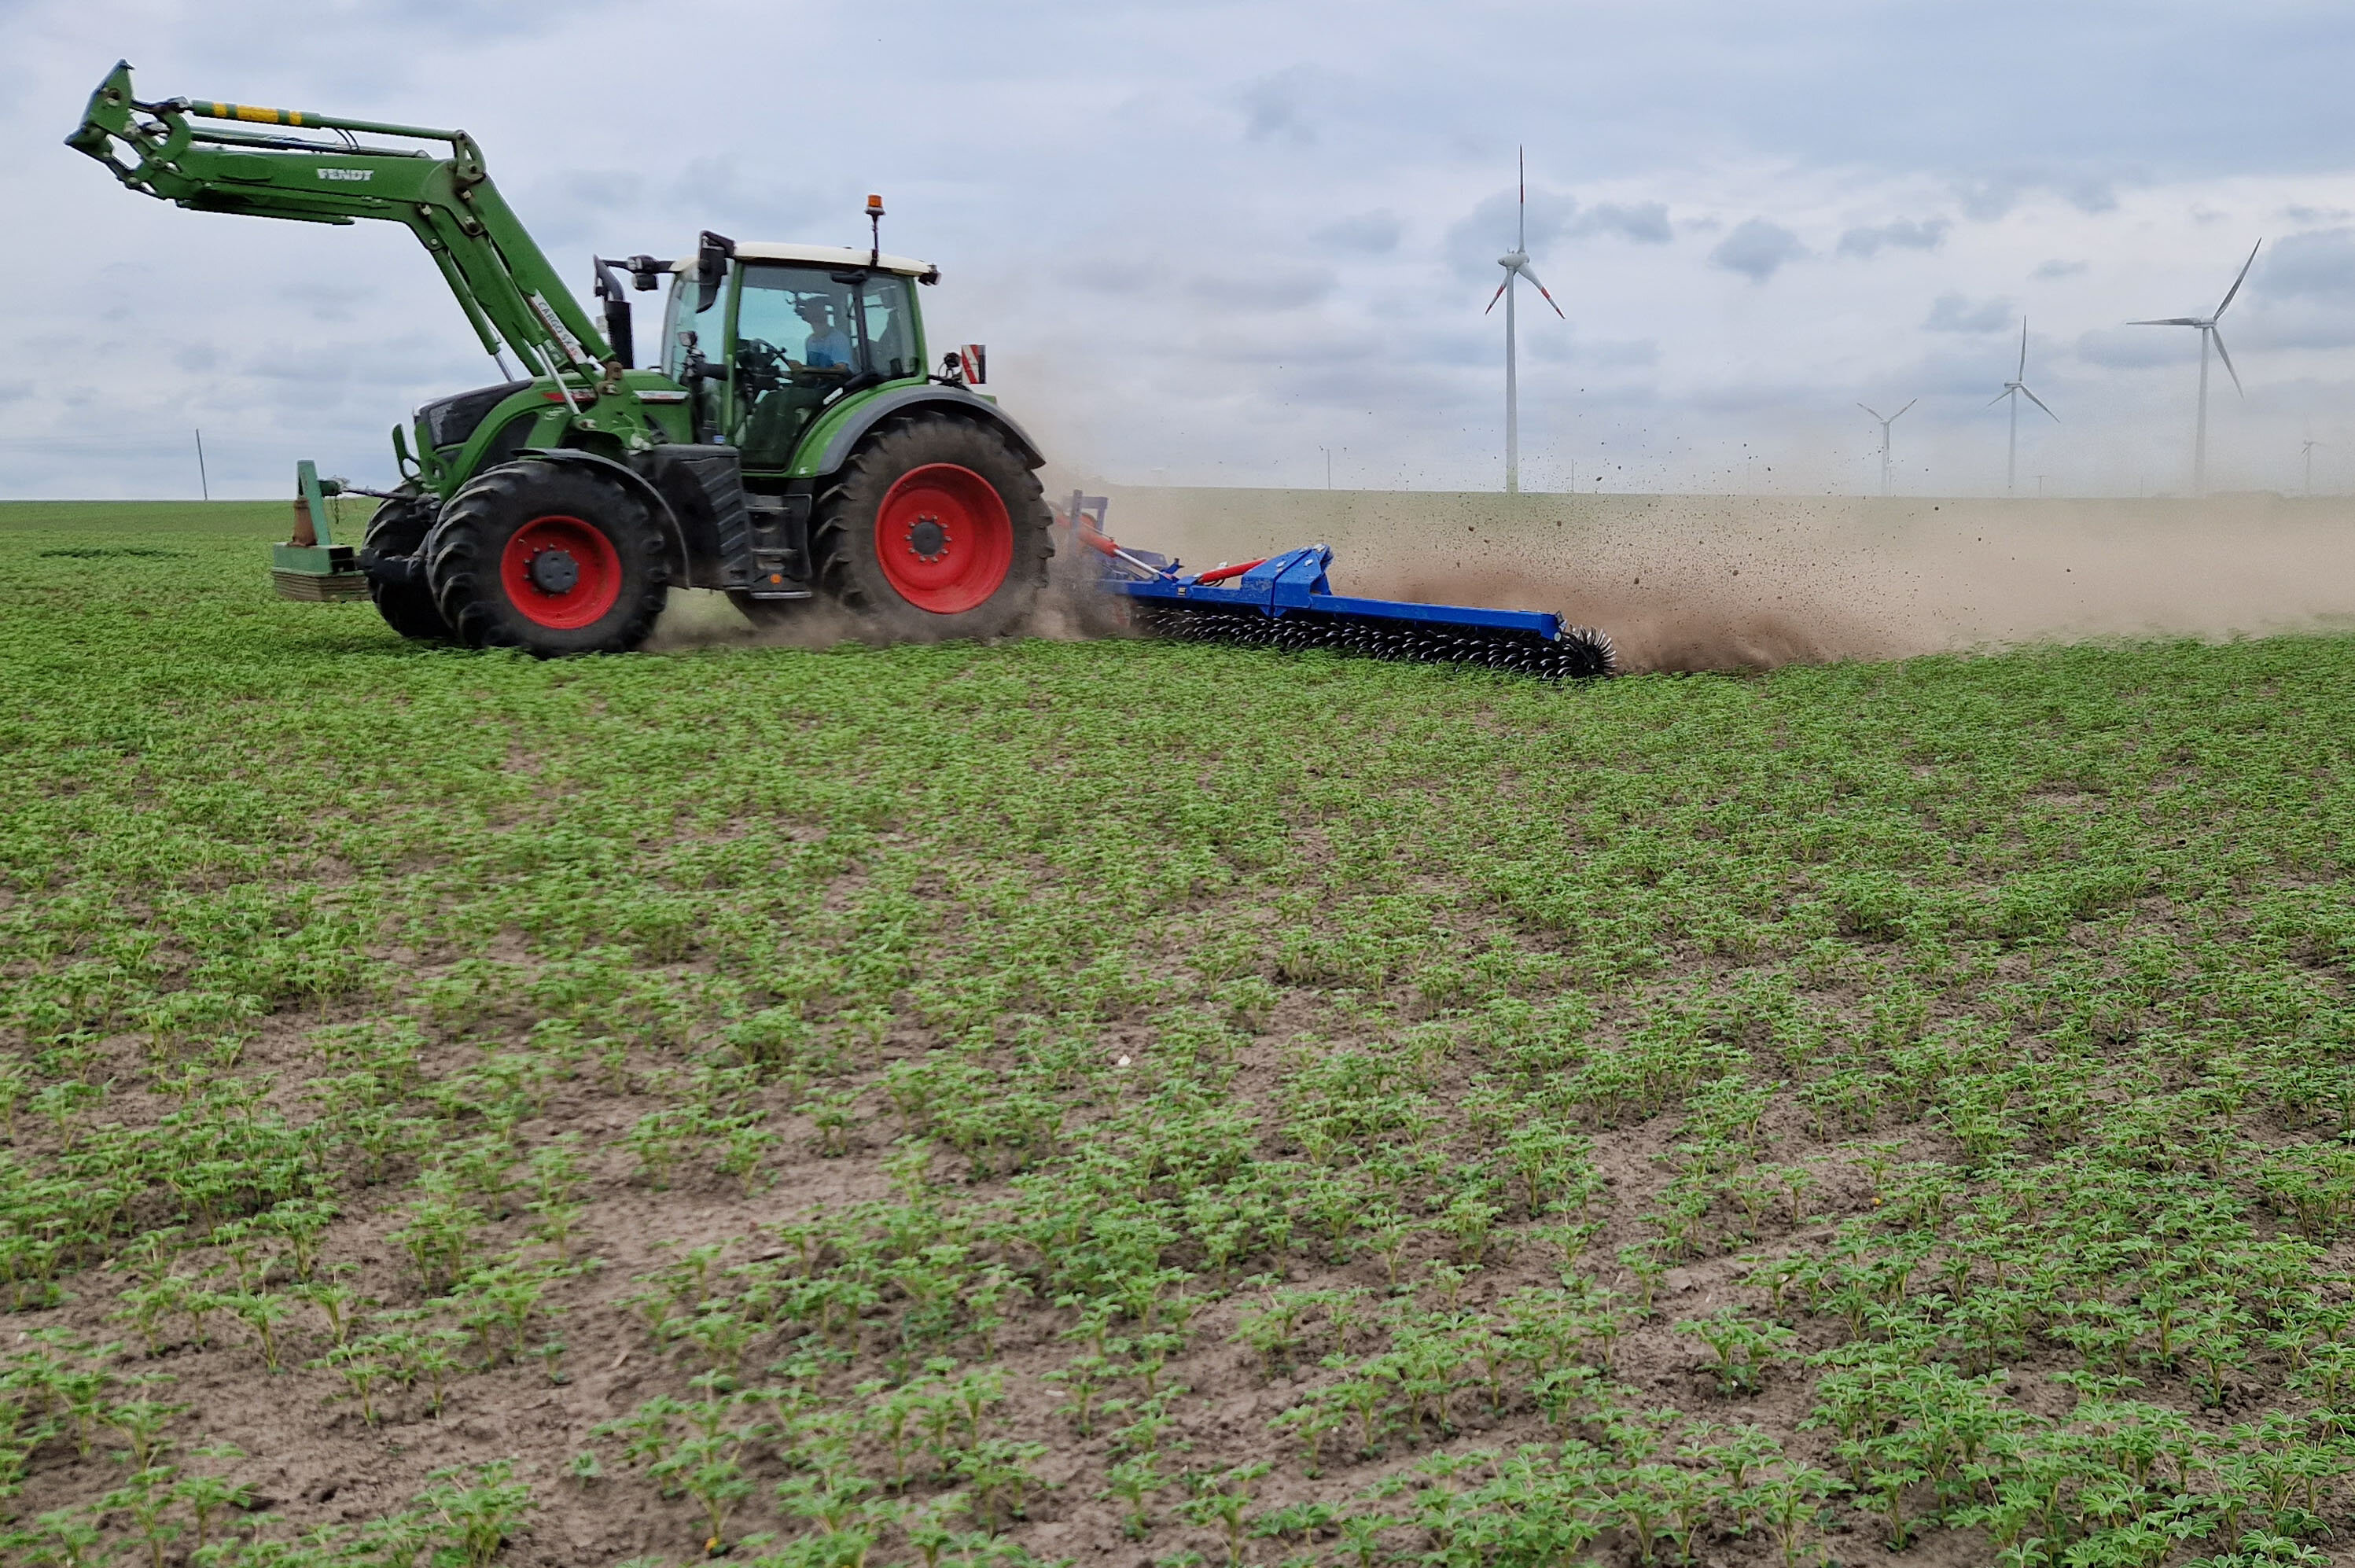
[1076,503,1615,679]
[270,460,373,602]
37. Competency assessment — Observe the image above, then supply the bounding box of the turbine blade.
[1986,388,2015,408]
[1484,275,1509,315]
[2210,327,2244,396]
[2019,385,2059,422]
[2129,318,2202,327]
[2214,237,2261,318]
[1893,398,1918,420]
[2018,318,2029,379]
[1857,403,1885,421]
[1517,263,1567,318]
[1518,145,1526,252]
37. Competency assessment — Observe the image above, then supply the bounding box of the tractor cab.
[652,240,940,470]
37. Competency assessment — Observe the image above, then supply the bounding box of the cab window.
[661,268,728,379]
[731,263,923,466]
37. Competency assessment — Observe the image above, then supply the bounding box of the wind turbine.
[2130,239,2260,497]
[1988,318,2057,495]
[1484,146,1565,494]
[1856,399,1916,496]
[2303,436,2326,496]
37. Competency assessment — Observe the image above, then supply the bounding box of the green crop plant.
[1676,1309,1798,1394]
[1171,1463,1271,1566]
[416,1461,535,1568]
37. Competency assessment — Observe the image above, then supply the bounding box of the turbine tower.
[1988,318,2058,495]
[1485,147,1565,494]
[2130,240,2260,497]
[1856,399,1916,497]
[2303,436,2326,497]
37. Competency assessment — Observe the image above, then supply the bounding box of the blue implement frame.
[1097,544,1569,642]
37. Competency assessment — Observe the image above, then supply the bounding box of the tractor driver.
[795,297,853,372]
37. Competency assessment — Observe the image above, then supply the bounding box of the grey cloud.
[1183,267,1337,311]
[2236,303,2355,352]
[1837,218,1949,258]
[2063,180,2123,214]
[1953,172,2120,223]
[1709,219,1804,282]
[2033,259,2088,279]
[1955,178,2025,223]
[1884,346,2027,399]
[1924,294,2015,334]
[2258,229,2355,299]
[1313,212,1403,254]
[1566,202,1672,244]
[2076,326,2196,368]
[1445,186,1578,279]
[1237,68,1319,145]
[174,343,223,374]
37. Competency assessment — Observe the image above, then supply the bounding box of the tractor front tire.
[362,491,449,642]
[811,414,1052,641]
[426,459,671,656]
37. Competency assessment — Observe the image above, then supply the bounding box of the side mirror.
[591,256,635,368]
[696,230,735,314]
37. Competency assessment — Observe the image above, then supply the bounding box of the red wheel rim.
[874,464,1014,614]
[499,515,623,630]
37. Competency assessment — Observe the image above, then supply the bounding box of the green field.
[5,502,2354,1568]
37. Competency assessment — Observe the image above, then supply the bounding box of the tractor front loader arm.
[68,62,653,447]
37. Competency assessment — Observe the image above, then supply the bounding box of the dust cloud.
[1087,487,2355,672]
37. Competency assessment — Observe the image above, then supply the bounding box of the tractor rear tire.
[426,458,671,656]
[362,491,449,642]
[810,414,1051,641]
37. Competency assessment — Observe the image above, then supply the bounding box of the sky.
[8,0,2355,498]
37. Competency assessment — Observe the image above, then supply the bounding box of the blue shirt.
[804,326,852,368]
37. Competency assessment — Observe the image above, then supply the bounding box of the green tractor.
[68,63,1053,655]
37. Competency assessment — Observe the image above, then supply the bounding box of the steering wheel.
[737,338,853,394]
[734,338,791,395]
